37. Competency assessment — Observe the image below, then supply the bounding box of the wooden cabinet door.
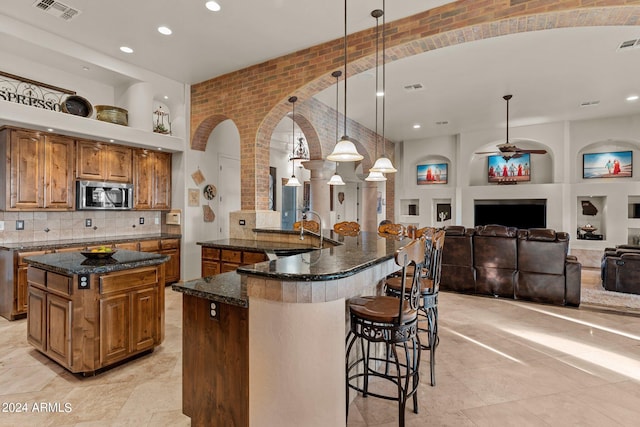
[133,149,153,209]
[160,248,180,284]
[100,293,130,365]
[46,293,73,368]
[202,261,221,277]
[76,140,105,181]
[153,152,172,209]
[44,135,74,209]
[16,266,29,314]
[131,287,157,352]
[9,129,44,209]
[27,286,46,351]
[105,145,132,183]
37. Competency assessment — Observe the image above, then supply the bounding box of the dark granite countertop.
[24,250,170,275]
[197,238,321,252]
[237,231,409,281]
[0,233,181,252]
[172,271,247,308]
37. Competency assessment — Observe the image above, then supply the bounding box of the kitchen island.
[24,250,169,374]
[173,231,410,427]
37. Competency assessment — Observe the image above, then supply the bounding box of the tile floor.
[1,269,640,426]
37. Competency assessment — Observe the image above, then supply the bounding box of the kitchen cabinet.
[140,238,180,284]
[200,246,267,277]
[133,148,172,210]
[76,140,132,183]
[0,250,47,320]
[26,255,166,374]
[0,128,74,210]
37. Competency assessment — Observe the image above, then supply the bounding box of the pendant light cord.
[381,0,386,158]
[289,96,297,177]
[374,10,380,161]
[342,0,348,139]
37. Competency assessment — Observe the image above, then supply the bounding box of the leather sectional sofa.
[601,245,640,295]
[441,225,581,306]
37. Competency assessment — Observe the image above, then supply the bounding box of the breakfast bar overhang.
[172,231,409,427]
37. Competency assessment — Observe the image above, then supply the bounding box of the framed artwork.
[188,188,199,207]
[417,163,447,185]
[269,167,277,211]
[191,169,205,186]
[436,204,451,222]
[488,153,530,183]
[583,151,632,179]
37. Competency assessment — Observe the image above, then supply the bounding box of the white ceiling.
[2,0,640,144]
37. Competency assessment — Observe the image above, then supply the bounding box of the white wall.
[395,114,640,255]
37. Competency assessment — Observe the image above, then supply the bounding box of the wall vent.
[580,100,600,107]
[617,39,640,50]
[403,83,424,92]
[32,0,81,21]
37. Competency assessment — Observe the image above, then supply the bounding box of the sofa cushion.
[475,224,517,238]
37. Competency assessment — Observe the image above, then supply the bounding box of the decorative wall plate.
[203,184,217,200]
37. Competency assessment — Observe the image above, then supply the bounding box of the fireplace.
[474,199,547,229]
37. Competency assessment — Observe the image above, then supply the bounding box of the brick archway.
[191,2,640,210]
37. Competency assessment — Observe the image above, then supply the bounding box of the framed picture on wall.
[583,151,632,179]
[436,203,451,222]
[417,163,448,185]
[488,153,530,183]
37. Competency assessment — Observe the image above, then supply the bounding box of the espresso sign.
[0,70,75,112]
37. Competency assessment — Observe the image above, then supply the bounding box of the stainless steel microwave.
[76,180,134,210]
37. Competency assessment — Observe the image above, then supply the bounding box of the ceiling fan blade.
[475,151,500,155]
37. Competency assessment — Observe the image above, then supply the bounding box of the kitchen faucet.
[297,208,323,248]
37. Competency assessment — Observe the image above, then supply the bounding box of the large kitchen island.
[173,230,410,427]
[24,250,169,375]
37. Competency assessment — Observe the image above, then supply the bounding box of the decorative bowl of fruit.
[80,246,117,259]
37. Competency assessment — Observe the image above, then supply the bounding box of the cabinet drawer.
[47,272,71,296]
[221,262,239,273]
[114,242,139,251]
[139,240,160,252]
[27,267,46,288]
[55,246,85,253]
[160,239,179,250]
[221,249,241,263]
[243,251,267,264]
[100,267,158,295]
[202,247,220,261]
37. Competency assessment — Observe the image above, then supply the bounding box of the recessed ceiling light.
[376,91,384,97]
[82,66,89,71]
[109,139,114,143]
[120,46,134,54]
[157,147,163,151]
[158,26,172,35]
[47,128,54,132]
[413,124,421,129]
[164,95,169,100]
[205,1,221,12]
[626,95,639,102]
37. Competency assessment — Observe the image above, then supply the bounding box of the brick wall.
[191,0,640,213]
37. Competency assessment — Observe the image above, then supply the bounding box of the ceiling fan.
[475,94,548,161]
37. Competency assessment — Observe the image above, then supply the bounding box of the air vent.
[580,100,600,107]
[32,0,81,21]
[435,121,449,125]
[618,39,640,50]
[403,83,424,92]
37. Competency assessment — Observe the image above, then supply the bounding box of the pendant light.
[370,0,397,174]
[366,8,387,182]
[285,96,302,187]
[326,0,364,162]
[328,70,346,186]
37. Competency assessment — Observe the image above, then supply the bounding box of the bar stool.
[333,221,360,236]
[293,220,320,233]
[346,236,426,427]
[384,229,445,386]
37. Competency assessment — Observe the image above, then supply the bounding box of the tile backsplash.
[0,211,162,244]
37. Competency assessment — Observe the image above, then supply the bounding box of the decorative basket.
[95,105,128,126]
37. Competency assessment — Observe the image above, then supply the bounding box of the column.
[302,160,330,228]
[360,180,378,232]
[120,81,153,131]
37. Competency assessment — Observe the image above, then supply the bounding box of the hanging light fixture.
[326,0,364,163]
[370,0,397,174]
[328,70,346,186]
[285,96,302,187]
[366,8,387,182]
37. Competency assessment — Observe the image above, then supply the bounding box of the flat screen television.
[488,153,531,183]
[474,199,546,229]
